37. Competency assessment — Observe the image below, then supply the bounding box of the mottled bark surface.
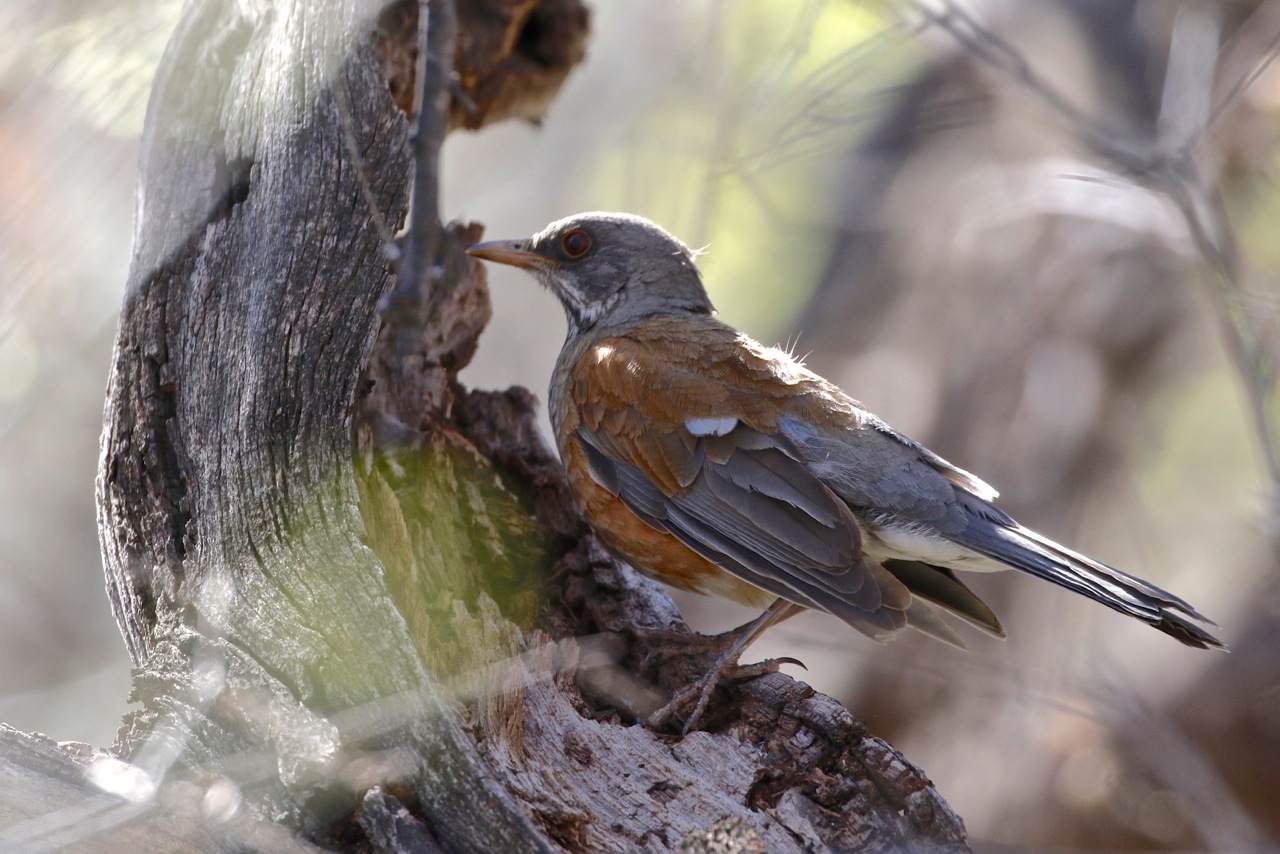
[62,1,972,851]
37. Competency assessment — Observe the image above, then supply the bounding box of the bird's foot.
[637,599,804,734]
[645,655,803,735]
[630,625,733,675]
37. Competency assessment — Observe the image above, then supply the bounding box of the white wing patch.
[685,416,738,436]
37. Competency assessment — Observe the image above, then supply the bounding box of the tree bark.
[71,1,971,851]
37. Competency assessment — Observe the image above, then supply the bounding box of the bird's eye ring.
[562,229,592,258]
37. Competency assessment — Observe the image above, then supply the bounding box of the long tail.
[961,522,1224,650]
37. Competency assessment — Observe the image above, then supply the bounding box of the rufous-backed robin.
[468,212,1222,727]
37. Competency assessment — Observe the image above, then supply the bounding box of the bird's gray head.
[466,212,714,337]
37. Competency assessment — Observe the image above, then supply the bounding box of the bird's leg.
[646,598,804,735]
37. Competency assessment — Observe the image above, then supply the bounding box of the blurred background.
[3,0,1278,849]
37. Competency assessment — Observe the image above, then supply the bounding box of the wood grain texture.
[0,725,218,852]
[96,0,564,849]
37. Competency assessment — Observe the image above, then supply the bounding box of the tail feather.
[1014,527,1219,625]
[883,559,1006,639]
[966,523,1224,650]
[903,599,969,649]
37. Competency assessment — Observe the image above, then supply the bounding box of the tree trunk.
[71,1,970,851]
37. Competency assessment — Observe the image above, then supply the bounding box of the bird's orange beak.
[466,239,550,271]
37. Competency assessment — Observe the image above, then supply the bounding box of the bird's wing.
[865,415,1001,502]
[569,337,913,639]
[778,412,994,529]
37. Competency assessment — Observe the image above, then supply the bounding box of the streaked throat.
[558,285,620,339]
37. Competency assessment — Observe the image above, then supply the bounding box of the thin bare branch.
[1091,659,1272,852]
[380,0,458,349]
[1162,179,1280,494]
[902,0,1158,176]
[903,0,1280,519]
[1202,0,1280,144]
[1157,3,1220,161]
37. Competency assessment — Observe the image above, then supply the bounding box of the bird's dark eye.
[562,229,592,258]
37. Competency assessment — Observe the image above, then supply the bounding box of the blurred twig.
[379,0,457,348]
[1202,0,1280,145]
[904,0,1280,526]
[903,0,1155,173]
[1092,659,1272,851]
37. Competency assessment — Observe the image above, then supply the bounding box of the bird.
[467,212,1223,728]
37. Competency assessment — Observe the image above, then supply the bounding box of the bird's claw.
[645,656,799,735]
[725,656,805,679]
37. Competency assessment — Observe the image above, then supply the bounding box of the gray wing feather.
[577,427,906,636]
[780,414,970,523]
